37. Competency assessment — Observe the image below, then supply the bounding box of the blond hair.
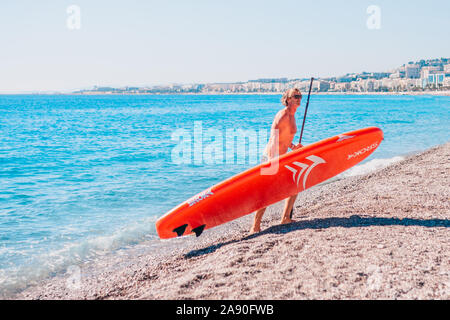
[281,88,302,107]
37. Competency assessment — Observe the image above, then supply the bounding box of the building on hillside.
[422,71,445,88]
[318,81,330,92]
[334,82,350,92]
[420,66,441,78]
[444,64,450,73]
[405,64,420,79]
[444,76,450,88]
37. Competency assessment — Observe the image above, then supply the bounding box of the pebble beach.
[15,142,450,300]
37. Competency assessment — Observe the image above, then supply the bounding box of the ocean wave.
[338,156,405,178]
[0,216,158,298]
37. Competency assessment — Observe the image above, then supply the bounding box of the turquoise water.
[0,94,449,294]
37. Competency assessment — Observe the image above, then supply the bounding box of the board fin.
[192,224,206,237]
[173,224,188,237]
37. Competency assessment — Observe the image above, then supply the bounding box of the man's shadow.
[184,215,449,259]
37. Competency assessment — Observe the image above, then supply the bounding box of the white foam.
[316,155,405,188]
[339,156,405,178]
[0,216,159,298]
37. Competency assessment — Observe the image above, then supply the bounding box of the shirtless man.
[250,88,303,233]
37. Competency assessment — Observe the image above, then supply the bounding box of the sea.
[0,94,449,296]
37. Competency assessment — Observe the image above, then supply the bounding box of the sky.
[0,0,449,93]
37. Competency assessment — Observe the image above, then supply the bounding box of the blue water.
[0,94,449,294]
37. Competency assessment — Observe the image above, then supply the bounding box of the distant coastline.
[2,57,449,96]
[2,90,449,96]
[69,57,450,96]
[68,90,450,96]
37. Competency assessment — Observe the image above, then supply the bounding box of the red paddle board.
[156,127,383,239]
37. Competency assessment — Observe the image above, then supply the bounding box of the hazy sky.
[1,0,449,93]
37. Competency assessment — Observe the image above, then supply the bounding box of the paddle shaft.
[290,77,314,219]
[298,77,314,144]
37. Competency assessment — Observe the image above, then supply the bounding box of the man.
[250,88,303,233]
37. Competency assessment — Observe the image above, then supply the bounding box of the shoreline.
[13,142,449,300]
[1,91,450,96]
[72,91,450,96]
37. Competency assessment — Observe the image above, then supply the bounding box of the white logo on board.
[336,134,355,142]
[187,189,214,207]
[347,142,378,160]
[285,155,326,190]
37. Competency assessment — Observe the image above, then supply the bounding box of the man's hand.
[291,143,303,150]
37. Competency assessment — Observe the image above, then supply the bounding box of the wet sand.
[16,143,450,299]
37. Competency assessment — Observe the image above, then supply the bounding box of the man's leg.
[250,207,266,233]
[280,194,298,224]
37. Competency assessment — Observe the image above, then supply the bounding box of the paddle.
[290,77,314,219]
[299,77,314,145]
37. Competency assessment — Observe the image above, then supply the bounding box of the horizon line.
[1,56,448,95]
